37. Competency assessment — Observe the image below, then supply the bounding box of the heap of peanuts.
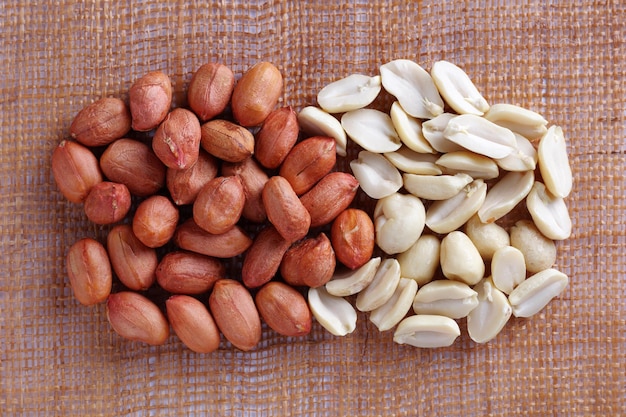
[52,62,368,352]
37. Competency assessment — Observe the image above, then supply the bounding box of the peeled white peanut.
[510,219,557,273]
[384,147,442,175]
[440,231,485,286]
[538,125,572,198]
[483,103,548,139]
[297,106,347,156]
[403,173,473,201]
[436,151,500,180]
[478,170,535,223]
[412,280,479,319]
[491,246,526,294]
[422,113,465,153]
[389,101,435,154]
[350,151,403,199]
[341,108,402,153]
[380,59,444,119]
[496,133,538,172]
[370,278,418,331]
[374,193,425,255]
[464,214,510,260]
[443,114,517,159]
[317,74,382,113]
[425,179,487,235]
[467,278,512,344]
[308,286,357,336]
[393,315,460,348]
[526,181,572,240]
[509,268,569,318]
[325,257,382,297]
[356,258,401,312]
[431,60,490,115]
[396,234,440,286]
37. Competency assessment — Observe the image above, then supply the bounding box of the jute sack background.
[1,0,624,415]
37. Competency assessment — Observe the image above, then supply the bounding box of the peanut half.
[393,315,460,348]
[308,286,357,337]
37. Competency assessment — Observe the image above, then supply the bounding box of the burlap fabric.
[1,1,624,415]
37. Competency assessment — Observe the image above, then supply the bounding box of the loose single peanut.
[510,219,557,273]
[200,119,255,162]
[464,214,510,261]
[467,278,512,343]
[300,172,359,228]
[330,208,374,270]
[156,250,225,295]
[393,315,460,348]
[440,231,485,286]
[66,238,112,306]
[280,233,336,288]
[396,234,440,286]
[51,140,103,203]
[209,279,262,351]
[412,280,479,319]
[187,62,235,122]
[356,258,401,312]
[255,281,312,337]
[231,61,283,127]
[174,219,252,258]
[374,192,425,255]
[166,295,221,353]
[508,268,569,318]
[241,225,291,289]
[341,108,402,153]
[132,195,179,248]
[70,97,131,147]
[370,278,418,332]
[152,108,202,170]
[100,138,167,197]
[279,136,337,195]
[325,257,381,297]
[129,70,172,131]
[262,176,311,243]
[167,150,219,205]
[106,291,169,345]
[106,224,157,291]
[431,60,489,115]
[308,286,357,336]
[193,176,245,235]
[255,106,299,169]
[83,181,131,225]
[222,156,269,223]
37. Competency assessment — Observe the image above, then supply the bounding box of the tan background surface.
[1,1,624,415]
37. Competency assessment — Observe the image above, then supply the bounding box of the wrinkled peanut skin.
[106,291,169,345]
[300,172,359,227]
[280,233,336,288]
[107,224,157,291]
[51,140,103,203]
[152,108,202,170]
[83,181,131,225]
[222,157,269,223]
[156,250,225,295]
[200,119,255,162]
[193,176,245,235]
[100,138,166,197]
[242,225,291,289]
[174,219,252,259]
[331,208,375,270]
[167,150,219,206]
[187,62,235,122]
[255,282,312,337]
[70,97,131,147]
[66,238,112,306]
[262,176,311,243]
[166,295,221,353]
[279,136,337,195]
[254,106,299,169]
[129,71,172,131]
[231,62,283,127]
[132,195,179,248]
[209,279,261,351]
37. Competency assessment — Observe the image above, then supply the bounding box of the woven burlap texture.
[1,1,624,416]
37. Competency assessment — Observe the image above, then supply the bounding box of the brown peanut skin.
[242,225,291,289]
[174,219,252,258]
[166,295,221,353]
[222,157,269,223]
[70,97,131,147]
[262,176,311,243]
[209,279,261,351]
[280,233,336,288]
[100,138,166,197]
[83,181,131,225]
[66,238,112,306]
[129,71,172,131]
[187,62,235,122]
[106,291,169,346]
[200,119,255,162]
[167,150,219,206]
[152,108,202,170]
[300,172,360,227]
[279,136,337,195]
[231,61,283,127]
[132,195,179,248]
[193,176,245,235]
[331,208,375,270]
[51,140,103,203]
[107,225,157,291]
[156,251,225,295]
[254,106,299,169]
[255,282,312,337]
